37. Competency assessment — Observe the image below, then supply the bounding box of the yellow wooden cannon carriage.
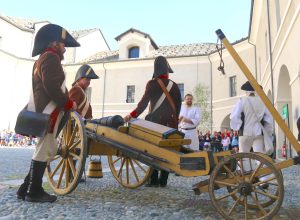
[45,30,300,220]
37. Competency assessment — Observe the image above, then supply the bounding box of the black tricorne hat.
[241,81,263,92]
[241,81,255,91]
[153,56,173,78]
[32,24,80,57]
[72,64,99,86]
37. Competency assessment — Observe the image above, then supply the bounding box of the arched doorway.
[276,65,293,159]
[220,114,230,132]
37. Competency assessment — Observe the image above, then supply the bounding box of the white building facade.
[2,0,300,160]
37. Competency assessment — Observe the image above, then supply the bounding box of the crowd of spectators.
[198,128,239,153]
[0,129,37,147]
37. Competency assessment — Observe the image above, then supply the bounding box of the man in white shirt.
[179,94,201,151]
[230,81,273,153]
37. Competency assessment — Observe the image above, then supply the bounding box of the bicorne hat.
[32,24,80,57]
[72,64,99,86]
[153,56,173,78]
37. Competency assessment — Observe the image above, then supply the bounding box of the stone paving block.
[285,208,300,219]
[0,184,8,191]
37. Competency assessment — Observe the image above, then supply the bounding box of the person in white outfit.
[179,94,201,151]
[230,81,273,153]
[230,81,273,188]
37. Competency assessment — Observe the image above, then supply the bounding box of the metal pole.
[267,0,277,150]
[102,62,107,117]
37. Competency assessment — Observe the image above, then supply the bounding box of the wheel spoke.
[253,176,276,187]
[67,157,76,179]
[69,152,81,160]
[69,140,81,151]
[112,157,121,165]
[237,158,245,179]
[63,126,68,145]
[65,160,69,188]
[216,189,238,201]
[228,196,241,216]
[250,161,263,182]
[117,157,126,178]
[57,160,66,189]
[215,180,238,188]
[50,158,64,178]
[223,164,240,183]
[268,182,279,186]
[251,193,267,215]
[132,159,147,173]
[129,159,139,182]
[253,189,279,200]
[67,124,78,147]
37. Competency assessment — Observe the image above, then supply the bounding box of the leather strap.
[151,80,173,113]
[157,79,176,113]
[157,78,177,124]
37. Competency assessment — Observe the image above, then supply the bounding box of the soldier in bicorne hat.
[17,24,79,203]
[69,64,99,119]
[124,56,182,187]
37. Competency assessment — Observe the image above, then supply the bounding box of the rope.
[216,38,225,75]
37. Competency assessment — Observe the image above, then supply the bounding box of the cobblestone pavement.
[0,147,300,219]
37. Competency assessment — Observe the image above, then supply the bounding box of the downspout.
[208,55,213,131]
[247,40,258,80]
[266,0,275,105]
[102,62,107,117]
[267,0,277,153]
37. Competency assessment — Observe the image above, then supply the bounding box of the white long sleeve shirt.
[179,105,201,129]
[230,96,273,136]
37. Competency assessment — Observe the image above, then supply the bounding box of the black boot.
[145,169,159,187]
[16,171,30,200]
[159,170,169,187]
[25,160,57,203]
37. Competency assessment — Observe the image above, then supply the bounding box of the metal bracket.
[180,157,206,170]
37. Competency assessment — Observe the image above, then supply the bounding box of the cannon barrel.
[86,115,124,129]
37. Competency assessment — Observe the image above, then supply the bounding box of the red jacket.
[32,48,73,132]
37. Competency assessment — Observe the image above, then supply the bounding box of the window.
[177,83,184,101]
[229,76,237,97]
[128,46,139,58]
[126,85,135,103]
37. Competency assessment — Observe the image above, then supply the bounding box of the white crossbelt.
[151,81,173,113]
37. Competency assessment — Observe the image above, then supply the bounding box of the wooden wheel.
[46,112,87,195]
[108,154,153,189]
[209,153,284,220]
